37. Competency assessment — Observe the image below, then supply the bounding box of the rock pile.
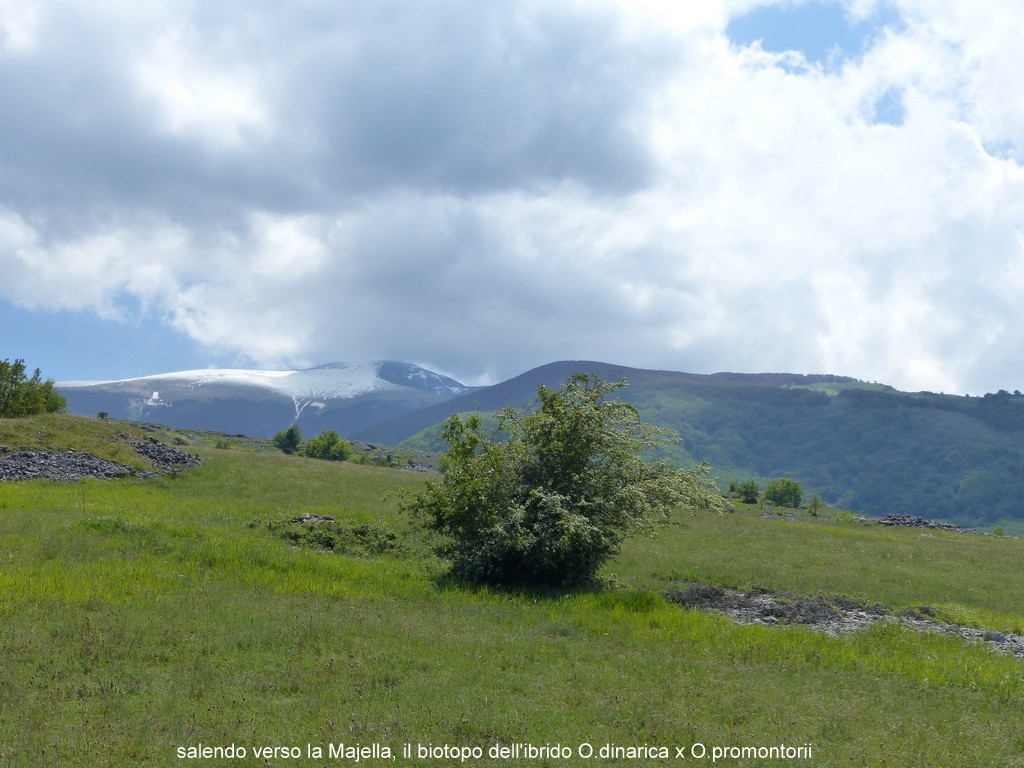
[0,437,200,482]
[123,436,202,474]
[666,583,1024,659]
[292,513,335,524]
[879,513,979,534]
[0,447,133,482]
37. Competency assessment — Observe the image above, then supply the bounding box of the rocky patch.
[0,437,200,482]
[0,447,134,481]
[349,440,438,473]
[666,583,1024,659]
[878,513,980,534]
[122,436,202,474]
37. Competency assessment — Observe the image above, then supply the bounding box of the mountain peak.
[57,361,472,437]
[373,360,469,397]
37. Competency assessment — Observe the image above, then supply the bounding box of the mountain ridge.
[57,360,475,438]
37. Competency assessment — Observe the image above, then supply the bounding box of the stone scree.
[878,513,980,534]
[0,436,200,482]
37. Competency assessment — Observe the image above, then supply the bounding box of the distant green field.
[1,414,1022,766]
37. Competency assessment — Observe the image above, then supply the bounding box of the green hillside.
[630,376,1024,528]
[2,413,1023,765]
[393,362,1024,529]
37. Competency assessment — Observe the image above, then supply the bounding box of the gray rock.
[666,583,1024,659]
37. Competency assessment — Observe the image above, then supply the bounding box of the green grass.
[0,414,165,473]
[2,415,1024,766]
[617,506,1024,632]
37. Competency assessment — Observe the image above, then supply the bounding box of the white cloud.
[134,24,270,149]
[0,1,39,54]
[1,0,1022,393]
[0,208,187,317]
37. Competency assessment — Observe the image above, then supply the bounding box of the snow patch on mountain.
[59,361,470,421]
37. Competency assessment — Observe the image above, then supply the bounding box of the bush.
[737,480,760,504]
[405,373,725,588]
[266,517,403,557]
[300,429,353,462]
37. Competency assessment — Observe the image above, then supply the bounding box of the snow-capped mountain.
[57,361,473,438]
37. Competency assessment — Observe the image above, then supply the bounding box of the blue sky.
[1,0,1022,393]
[729,1,883,63]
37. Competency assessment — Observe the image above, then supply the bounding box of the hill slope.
[2,414,1023,766]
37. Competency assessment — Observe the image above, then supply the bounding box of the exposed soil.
[665,583,1024,659]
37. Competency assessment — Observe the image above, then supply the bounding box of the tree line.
[0,359,66,417]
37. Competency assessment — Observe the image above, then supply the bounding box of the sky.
[1,0,1022,394]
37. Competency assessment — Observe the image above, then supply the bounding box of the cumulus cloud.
[0,0,1021,393]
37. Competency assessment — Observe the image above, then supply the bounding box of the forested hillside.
[631,379,1024,526]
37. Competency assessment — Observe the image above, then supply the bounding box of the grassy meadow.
[1,415,1023,766]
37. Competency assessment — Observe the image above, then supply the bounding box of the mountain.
[363,361,1024,529]
[57,361,474,439]
[57,358,1024,527]
[354,360,665,444]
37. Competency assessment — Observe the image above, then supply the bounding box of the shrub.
[267,517,403,557]
[405,373,725,588]
[737,480,760,504]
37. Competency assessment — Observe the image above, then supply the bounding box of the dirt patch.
[665,583,1024,659]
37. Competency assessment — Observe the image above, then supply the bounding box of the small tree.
[765,477,803,508]
[737,480,760,504]
[273,424,303,454]
[406,373,725,588]
[808,492,824,516]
